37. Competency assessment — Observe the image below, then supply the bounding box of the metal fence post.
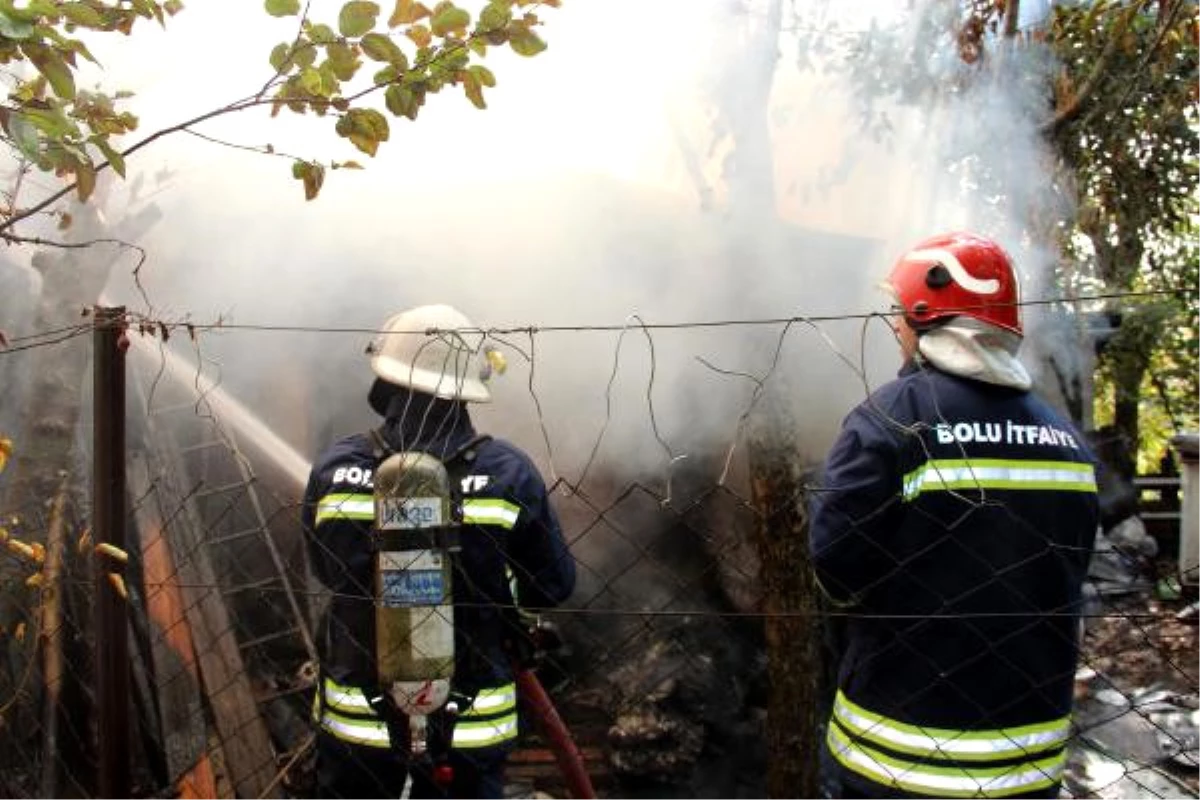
[93,305,129,798]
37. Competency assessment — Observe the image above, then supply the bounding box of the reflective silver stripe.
[828,724,1065,797]
[323,678,374,713]
[833,692,1069,761]
[903,459,1096,501]
[316,492,375,524]
[463,684,517,716]
[452,714,519,747]
[462,498,520,529]
[319,711,392,748]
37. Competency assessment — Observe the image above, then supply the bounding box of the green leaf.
[22,106,74,138]
[299,66,323,95]
[430,3,469,37]
[308,22,337,44]
[91,135,126,178]
[507,22,545,57]
[294,42,317,68]
[291,160,325,200]
[478,1,510,31]
[384,83,421,120]
[23,44,76,101]
[0,9,34,39]
[461,70,484,109]
[264,0,300,17]
[468,63,495,88]
[338,1,379,37]
[325,41,360,80]
[361,31,406,66]
[60,37,99,65]
[7,113,40,161]
[335,106,389,156]
[269,42,291,72]
[61,3,105,27]
[373,64,400,85]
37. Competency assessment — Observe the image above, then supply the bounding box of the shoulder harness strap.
[367,426,492,474]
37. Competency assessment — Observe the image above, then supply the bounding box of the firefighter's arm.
[506,466,576,610]
[808,410,904,606]
[302,463,374,592]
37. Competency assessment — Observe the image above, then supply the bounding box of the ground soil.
[1079,563,1199,797]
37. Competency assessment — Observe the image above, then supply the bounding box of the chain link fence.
[0,316,1195,799]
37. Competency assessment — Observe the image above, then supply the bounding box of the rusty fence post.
[93,305,129,798]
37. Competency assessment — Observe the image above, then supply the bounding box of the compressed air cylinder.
[374,451,456,715]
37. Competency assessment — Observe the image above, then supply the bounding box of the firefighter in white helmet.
[301,304,576,798]
[809,233,1101,798]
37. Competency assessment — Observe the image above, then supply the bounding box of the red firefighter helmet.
[886,232,1022,336]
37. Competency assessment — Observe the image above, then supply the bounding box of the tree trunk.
[747,378,828,799]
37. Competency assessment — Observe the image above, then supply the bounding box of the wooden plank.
[142,455,280,799]
[129,458,219,799]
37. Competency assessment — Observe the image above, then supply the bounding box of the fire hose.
[515,666,597,799]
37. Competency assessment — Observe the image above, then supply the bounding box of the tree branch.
[1002,0,1021,40]
[1041,0,1148,135]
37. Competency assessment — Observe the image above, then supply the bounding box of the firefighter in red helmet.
[809,232,1100,798]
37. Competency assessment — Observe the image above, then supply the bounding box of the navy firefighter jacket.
[809,361,1100,797]
[301,417,576,701]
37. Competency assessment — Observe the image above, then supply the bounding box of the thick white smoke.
[41,0,1071,489]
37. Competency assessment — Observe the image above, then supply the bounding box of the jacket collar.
[380,388,477,457]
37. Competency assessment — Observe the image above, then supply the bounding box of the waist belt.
[313,677,520,750]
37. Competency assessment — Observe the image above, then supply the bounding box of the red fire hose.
[515,667,597,799]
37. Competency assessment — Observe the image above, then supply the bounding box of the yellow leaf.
[461,70,485,109]
[107,572,128,601]
[25,573,42,589]
[75,161,96,202]
[0,437,10,473]
[95,542,128,564]
[6,539,35,561]
[389,0,430,26]
[405,23,432,47]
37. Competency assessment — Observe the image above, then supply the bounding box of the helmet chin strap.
[916,318,1031,391]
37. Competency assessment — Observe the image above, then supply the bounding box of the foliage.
[0,0,560,238]
[0,436,45,589]
[0,0,180,215]
[792,0,1197,477]
[263,0,559,199]
[1046,0,1198,477]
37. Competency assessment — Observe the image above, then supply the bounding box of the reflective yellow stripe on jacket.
[313,678,519,750]
[313,678,391,748]
[317,494,520,529]
[828,691,1069,797]
[315,492,374,525]
[462,498,520,529]
[452,684,520,748]
[902,458,1097,501]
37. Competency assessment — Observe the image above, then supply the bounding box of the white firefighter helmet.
[367,304,492,408]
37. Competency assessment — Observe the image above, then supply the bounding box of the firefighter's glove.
[505,616,566,669]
